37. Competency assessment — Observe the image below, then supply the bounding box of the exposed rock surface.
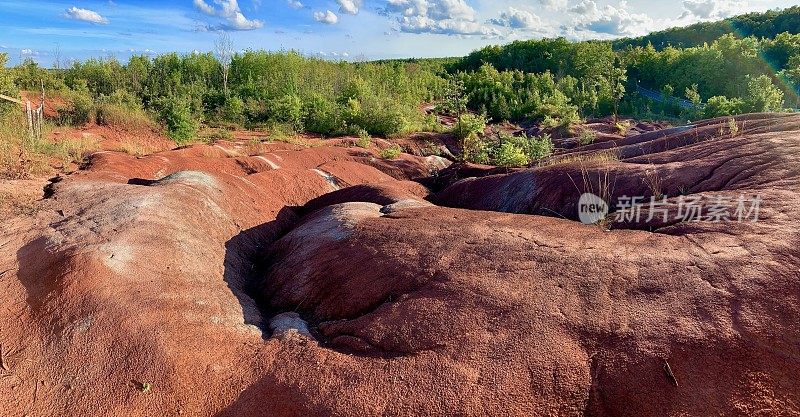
[2,115,799,416]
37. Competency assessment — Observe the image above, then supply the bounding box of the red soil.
[1,113,799,416]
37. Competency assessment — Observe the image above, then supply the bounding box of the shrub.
[303,93,341,135]
[380,144,402,159]
[705,96,746,118]
[56,89,96,126]
[100,89,142,109]
[199,127,234,143]
[727,118,739,136]
[223,96,245,124]
[453,113,487,141]
[744,74,784,113]
[95,103,154,131]
[614,121,630,135]
[360,105,409,137]
[521,133,554,161]
[155,95,199,144]
[0,54,18,116]
[578,129,597,146]
[494,141,530,167]
[355,129,371,148]
[268,94,304,130]
[461,132,490,164]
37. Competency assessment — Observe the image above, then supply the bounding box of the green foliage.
[154,95,199,144]
[14,58,64,91]
[222,96,245,124]
[455,38,615,84]
[705,96,746,118]
[494,141,529,167]
[302,93,342,135]
[682,84,703,120]
[269,94,303,129]
[8,16,797,149]
[453,113,487,141]
[579,129,597,145]
[625,33,799,109]
[228,51,442,136]
[613,7,800,50]
[355,129,371,148]
[95,103,153,131]
[464,131,554,167]
[57,88,95,125]
[380,144,402,159]
[440,77,467,116]
[744,74,784,112]
[609,57,627,119]
[461,132,490,164]
[0,54,19,116]
[457,64,583,122]
[517,133,555,162]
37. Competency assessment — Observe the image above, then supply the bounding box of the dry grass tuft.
[538,148,620,168]
[1,114,101,179]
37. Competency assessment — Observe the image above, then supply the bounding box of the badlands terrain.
[1,113,800,416]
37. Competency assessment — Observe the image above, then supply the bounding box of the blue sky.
[1,0,798,67]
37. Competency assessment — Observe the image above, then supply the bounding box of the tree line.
[0,26,798,144]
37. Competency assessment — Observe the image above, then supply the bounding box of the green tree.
[745,75,784,112]
[609,57,627,121]
[0,54,19,115]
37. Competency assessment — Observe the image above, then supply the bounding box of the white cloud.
[337,0,361,15]
[569,0,598,15]
[193,0,263,31]
[539,0,568,12]
[193,0,215,15]
[287,0,303,9]
[680,0,740,20]
[570,1,652,36]
[385,0,500,37]
[314,10,339,24]
[64,6,109,24]
[489,7,542,29]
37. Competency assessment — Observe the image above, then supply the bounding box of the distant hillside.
[613,6,800,50]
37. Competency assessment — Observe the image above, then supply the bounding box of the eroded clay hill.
[2,114,800,416]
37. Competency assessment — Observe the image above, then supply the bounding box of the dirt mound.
[437,113,800,229]
[2,114,799,416]
[254,203,799,416]
[0,142,446,416]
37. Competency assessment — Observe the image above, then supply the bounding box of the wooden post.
[37,79,45,141]
[26,100,33,140]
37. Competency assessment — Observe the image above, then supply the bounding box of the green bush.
[461,132,490,164]
[744,74,784,112]
[527,134,555,161]
[302,93,342,135]
[453,113,488,141]
[355,129,371,148]
[223,96,245,124]
[705,96,746,118]
[578,129,597,146]
[56,89,95,126]
[380,144,402,159]
[514,133,554,162]
[155,95,199,144]
[95,104,154,132]
[0,54,20,116]
[268,94,304,130]
[494,141,530,167]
